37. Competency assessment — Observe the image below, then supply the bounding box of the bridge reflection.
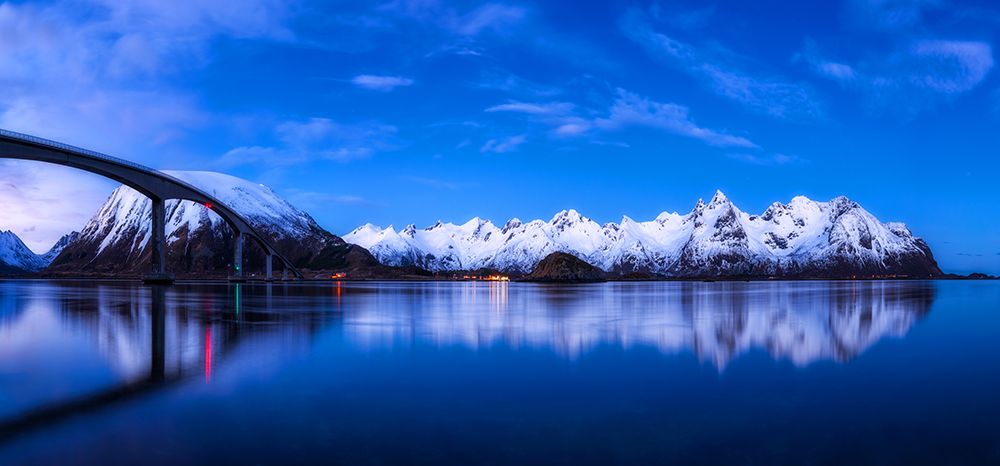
[0,280,937,443]
[0,282,325,442]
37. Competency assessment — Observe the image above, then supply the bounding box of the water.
[0,279,997,465]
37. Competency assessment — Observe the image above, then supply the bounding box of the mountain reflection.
[0,280,935,441]
[340,281,935,368]
[0,280,936,384]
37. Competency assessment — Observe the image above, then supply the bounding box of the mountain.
[344,191,942,278]
[0,230,46,273]
[0,230,78,274]
[49,171,381,277]
[525,252,606,282]
[39,232,79,265]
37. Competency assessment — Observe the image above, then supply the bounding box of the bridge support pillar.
[230,232,246,283]
[265,253,273,281]
[143,197,174,285]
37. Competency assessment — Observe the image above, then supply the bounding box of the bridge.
[0,128,302,283]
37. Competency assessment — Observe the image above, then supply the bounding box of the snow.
[0,230,47,271]
[73,170,324,261]
[344,191,933,275]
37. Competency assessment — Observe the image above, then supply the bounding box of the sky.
[0,0,998,274]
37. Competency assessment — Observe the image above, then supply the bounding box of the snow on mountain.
[50,170,373,275]
[344,191,941,277]
[0,230,47,273]
[0,230,81,273]
[39,231,79,265]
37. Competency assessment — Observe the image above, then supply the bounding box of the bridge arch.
[0,128,302,282]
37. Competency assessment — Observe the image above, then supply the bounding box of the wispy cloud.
[480,134,526,153]
[620,8,822,119]
[283,189,382,209]
[486,89,757,149]
[221,118,400,166]
[399,175,471,190]
[594,89,758,148]
[845,0,942,32]
[351,74,414,91]
[485,101,574,115]
[726,153,804,166]
[799,39,994,114]
[379,1,527,37]
[0,160,114,253]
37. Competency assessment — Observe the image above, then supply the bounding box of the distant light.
[204,202,213,209]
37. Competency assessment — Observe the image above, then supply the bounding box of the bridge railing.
[0,128,158,174]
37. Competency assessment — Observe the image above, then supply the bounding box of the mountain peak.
[709,190,730,205]
[502,218,522,233]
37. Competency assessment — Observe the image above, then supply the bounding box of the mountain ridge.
[47,171,383,277]
[344,191,942,278]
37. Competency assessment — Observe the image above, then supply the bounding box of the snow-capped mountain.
[344,191,942,277]
[0,230,79,274]
[50,171,379,276]
[39,231,79,265]
[0,230,46,273]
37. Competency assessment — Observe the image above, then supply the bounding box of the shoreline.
[0,275,994,284]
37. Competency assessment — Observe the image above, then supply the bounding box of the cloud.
[450,3,525,36]
[620,8,822,119]
[221,118,400,166]
[846,0,942,31]
[484,89,758,149]
[351,74,415,91]
[283,189,378,208]
[399,175,469,190]
[800,39,994,113]
[0,160,115,253]
[379,1,526,37]
[485,101,574,115]
[593,89,758,148]
[480,134,526,153]
[908,40,994,94]
[726,153,803,166]
[0,0,294,158]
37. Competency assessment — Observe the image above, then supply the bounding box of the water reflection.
[0,280,934,443]
[339,280,934,368]
[0,281,326,441]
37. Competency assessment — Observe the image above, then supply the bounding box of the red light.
[204,202,213,209]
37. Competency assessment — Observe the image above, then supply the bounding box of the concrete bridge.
[0,128,302,283]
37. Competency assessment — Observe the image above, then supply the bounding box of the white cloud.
[846,0,942,31]
[595,90,757,148]
[0,160,115,253]
[483,90,757,149]
[485,101,574,115]
[480,134,526,153]
[351,74,415,91]
[221,118,400,166]
[801,39,994,113]
[909,40,994,94]
[620,8,822,119]
[726,153,803,166]
[380,1,526,37]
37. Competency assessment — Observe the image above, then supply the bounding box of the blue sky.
[0,0,998,274]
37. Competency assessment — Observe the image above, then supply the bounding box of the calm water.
[0,279,997,465]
